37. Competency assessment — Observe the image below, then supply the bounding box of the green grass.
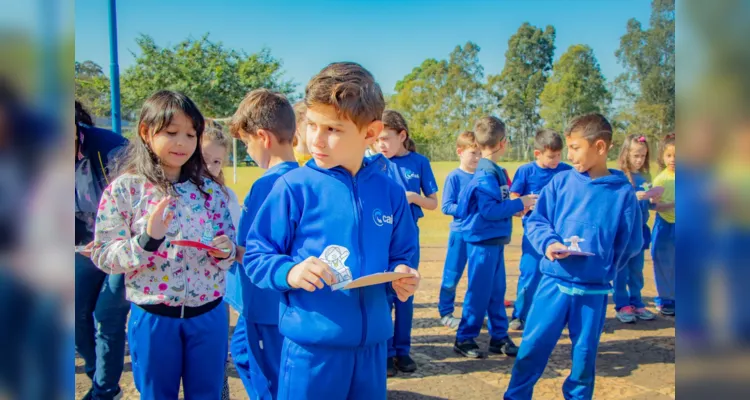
[224,161,647,247]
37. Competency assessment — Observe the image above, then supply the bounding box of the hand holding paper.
[287,256,335,292]
[392,264,421,302]
[208,235,234,259]
[546,242,570,261]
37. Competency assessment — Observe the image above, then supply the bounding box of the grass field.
[223,160,648,246]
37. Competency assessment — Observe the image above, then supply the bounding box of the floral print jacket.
[91,173,236,307]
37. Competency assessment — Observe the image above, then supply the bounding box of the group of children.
[87,60,675,400]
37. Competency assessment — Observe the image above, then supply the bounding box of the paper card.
[342,272,414,290]
[552,249,595,257]
[319,245,353,291]
[75,245,88,253]
[643,186,665,200]
[171,239,219,252]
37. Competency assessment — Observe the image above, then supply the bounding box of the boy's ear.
[456,147,463,156]
[364,120,384,145]
[257,129,274,149]
[533,149,541,158]
[138,123,150,143]
[596,139,609,155]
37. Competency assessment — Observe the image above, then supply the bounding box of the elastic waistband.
[138,297,223,319]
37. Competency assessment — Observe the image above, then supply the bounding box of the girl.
[292,101,312,165]
[651,132,676,316]
[614,134,657,323]
[376,110,438,377]
[202,119,241,400]
[91,90,237,399]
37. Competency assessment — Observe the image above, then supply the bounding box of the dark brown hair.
[564,113,613,145]
[657,132,676,170]
[473,116,506,149]
[116,90,216,197]
[534,129,563,152]
[229,89,296,144]
[305,62,385,130]
[617,133,651,185]
[75,100,94,127]
[456,131,477,150]
[382,109,416,152]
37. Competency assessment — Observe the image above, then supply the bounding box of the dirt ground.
[75,243,675,399]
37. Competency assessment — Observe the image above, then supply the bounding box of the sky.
[74,0,652,99]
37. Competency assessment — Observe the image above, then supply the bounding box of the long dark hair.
[115,90,216,197]
[75,100,94,128]
[617,134,651,186]
[382,109,416,152]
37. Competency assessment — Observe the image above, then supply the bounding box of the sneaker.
[509,318,524,331]
[395,354,417,373]
[440,314,461,330]
[453,339,484,358]
[616,305,637,323]
[489,337,519,357]
[386,357,397,377]
[634,307,656,320]
[658,304,675,316]
[504,299,513,308]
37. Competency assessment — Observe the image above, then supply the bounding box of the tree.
[390,42,491,144]
[75,60,111,118]
[540,44,611,132]
[614,0,675,136]
[488,23,556,159]
[120,34,296,119]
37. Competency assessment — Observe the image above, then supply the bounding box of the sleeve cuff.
[511,198,525,214]
[138,233,165,252]
[272,261,296,291]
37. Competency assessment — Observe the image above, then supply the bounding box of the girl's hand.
[79,241,94,258]
[635,191,648,201]
[147,196,174,240]
[392,264,421,302]
[405,191,419,204]
[209,235,234,259]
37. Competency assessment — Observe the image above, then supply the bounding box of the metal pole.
[233,138,238,184]
[108,0,122,135]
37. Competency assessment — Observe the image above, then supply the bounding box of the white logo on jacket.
[372,208,393,226]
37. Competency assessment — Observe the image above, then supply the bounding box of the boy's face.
[535,149,562,169]
[306,103,383,174]
[457,146,481,171]
[565,130,608,173]
[376,128,405,158]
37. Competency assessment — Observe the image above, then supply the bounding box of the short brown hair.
[473,116,506,149]
[564,113,613,145]
[456,131,477,150]
[534,129,564,152]
[305,62,385,129]
[382,110,416,152]
[229,89,296,143]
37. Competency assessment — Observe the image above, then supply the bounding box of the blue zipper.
[352,176,367,347]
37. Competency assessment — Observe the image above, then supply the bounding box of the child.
[292,101,313,165]
[613,134,658,323]
[504,113,643,400]
[376,109,438,376]
[509,129,572,331]
[438,131,481,329]
[453,116,536,359]
[650,132,676,316]
[243,62,421,400]
[90,90,237,399]
[224,88,298,400]
[201,118,239,400]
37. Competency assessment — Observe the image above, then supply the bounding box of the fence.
[414,140,533,163]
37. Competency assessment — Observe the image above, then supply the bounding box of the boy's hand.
[545,242,570,261]
[147,196,174,240]
[520,194,538,209]
[405,191,419,204]
[287,257,335,292]
[392,264,421,302]
[208,235,234,259]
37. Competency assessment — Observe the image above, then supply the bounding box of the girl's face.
[376,128,406,158]
[629,142,648,171]
[663,144,676,172]
[141,110,197,179]
[202,140,227,179]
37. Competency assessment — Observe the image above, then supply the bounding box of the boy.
[453,117,536,358]
[504,113,643,400]
[225,88,299,399]
[509,129,572,331]
[243,62,421,400]
[438,130,481,329]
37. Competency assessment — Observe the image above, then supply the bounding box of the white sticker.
[319,245,353,291]
[563,235,585,252]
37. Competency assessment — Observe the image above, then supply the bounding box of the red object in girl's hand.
[170,240,219,252]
